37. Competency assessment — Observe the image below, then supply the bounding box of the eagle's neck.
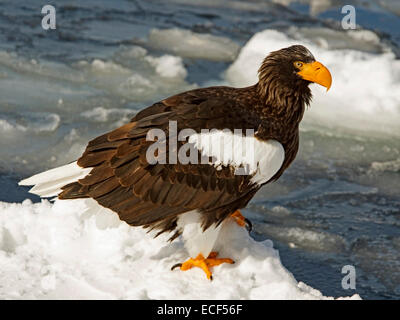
[255,80,311,127]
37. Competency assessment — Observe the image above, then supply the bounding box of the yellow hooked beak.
[297,61,332,91]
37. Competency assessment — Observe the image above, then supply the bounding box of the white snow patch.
[147,28,240,61]
[258,225,347,253]
[0,119,27,133]
[0,198,361,300]
[87,59,132,75]
[369,158,400,173]
[145,55,188,78]
[81,107,135,123]
[75,46,192,101]
[0,113,60,134]
[31,113,61,133]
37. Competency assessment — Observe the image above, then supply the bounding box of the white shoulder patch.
[188,129,285,185]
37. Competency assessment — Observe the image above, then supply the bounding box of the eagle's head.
[257,45,332,106]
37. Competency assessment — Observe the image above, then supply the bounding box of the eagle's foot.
[171,252,234,280]
[231,210,252,232]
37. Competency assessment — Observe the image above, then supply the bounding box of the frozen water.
[147,28,240,61]
[0,45,194,175]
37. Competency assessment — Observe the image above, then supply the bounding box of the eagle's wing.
[58,89,282,239]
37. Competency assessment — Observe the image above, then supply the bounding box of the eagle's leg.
[231,210,252,232]
[171,252,234,280]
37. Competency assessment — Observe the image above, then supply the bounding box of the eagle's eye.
[294,61,303,69]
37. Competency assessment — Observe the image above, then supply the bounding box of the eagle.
[20,45,331,280]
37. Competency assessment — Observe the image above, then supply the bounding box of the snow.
[77,47,192,101]
[0,119,27,133]
[225,28,400,136]
[81,107,135,124]
[0,198,361,300]
[0,113,60,134]
[88,59,132,75]
[257,225,347,253]
[370,158,400,173]
[147,28,240,61]
[145,55,188,79]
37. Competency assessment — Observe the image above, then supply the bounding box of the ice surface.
[225,28,400,136]
[369,158,400,173]
[377,0,400,16]
[0,45,194,175]
[81,107,135,125]
[0,199,361,300]
[147,28,240,61]
[77,47,192,101]
[273,0,400,17]
[257,225,347,252]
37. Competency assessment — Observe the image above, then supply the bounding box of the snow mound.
[225,28,400,136]
[0,199,361,300]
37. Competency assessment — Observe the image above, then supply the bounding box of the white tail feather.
[19,161,92,198]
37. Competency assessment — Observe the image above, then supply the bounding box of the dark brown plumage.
[58,45,331,241]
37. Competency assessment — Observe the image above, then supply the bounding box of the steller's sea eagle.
[20,45,332,280]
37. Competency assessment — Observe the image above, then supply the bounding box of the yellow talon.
[171,252,234,280]
[231,210,252,232]
[231,210,246,227]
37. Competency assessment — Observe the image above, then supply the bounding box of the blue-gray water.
[0,0,399,299]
